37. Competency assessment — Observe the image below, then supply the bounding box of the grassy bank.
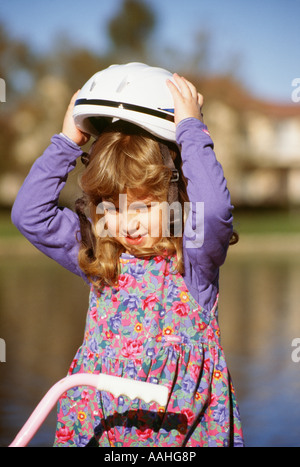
[234,208,300,236]
[0,211,20,238]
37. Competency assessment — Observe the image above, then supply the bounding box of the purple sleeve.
[177,118,234,310]
[11,134,87,281]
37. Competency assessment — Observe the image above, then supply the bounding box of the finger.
[72,89,81,100]
[68,90,80,109]
[197,93,204,107]
[174,74,199,101]
[166,78,182,101]
[172,74,193,98]
[182,77,198,99]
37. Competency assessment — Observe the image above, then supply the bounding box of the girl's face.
[99,189,167,253]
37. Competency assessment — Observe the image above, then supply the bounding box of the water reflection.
[0,240,300,447]
[0,245,89,447]
[219,248,300,447]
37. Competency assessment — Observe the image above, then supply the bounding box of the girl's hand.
[167,74,204,126]
[62,91,90,146]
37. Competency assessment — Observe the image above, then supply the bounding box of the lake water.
[0,238,300,447]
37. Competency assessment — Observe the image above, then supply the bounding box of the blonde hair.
[76,121,187,290]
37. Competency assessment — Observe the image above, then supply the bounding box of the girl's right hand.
[167,74,204,126]
[62,91,90,146]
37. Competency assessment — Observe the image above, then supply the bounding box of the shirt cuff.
[59,132,82,150]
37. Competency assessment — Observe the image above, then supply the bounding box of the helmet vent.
[116,75,130,93]
[89,81,97,92]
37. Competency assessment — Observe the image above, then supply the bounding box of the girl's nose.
[119,213,141,237]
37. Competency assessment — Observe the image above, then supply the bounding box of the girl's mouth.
[125,235,145,246]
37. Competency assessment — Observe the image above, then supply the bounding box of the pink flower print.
[107,427,116,445]
[111,293,118,303]
[81,389,92,406]
[204,358,211,373]
[68,359,78,374]
[56,426,75,444]
[105,330,114,340]
[118,273,135,289]
[90,306,98,322]
[190,364,200,381]
[182,407,195,424]
[210,346,218,361]
[207,327,215,341]
[142,293,159,311]
[87,349,94,360]
[136,427,153,440]
[171,301,189,317]
[210,392,218,406]
[153,256,163,264]
[121,338,143,358]
[155,332,163,343]
[197,322,207,332]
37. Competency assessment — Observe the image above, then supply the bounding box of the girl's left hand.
[62,91,91,146]
[167,74,204,126]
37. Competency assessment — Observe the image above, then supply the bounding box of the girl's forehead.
[103,190,157,206]
[126,189,154,203]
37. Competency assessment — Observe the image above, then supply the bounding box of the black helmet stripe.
[75,99,175,123]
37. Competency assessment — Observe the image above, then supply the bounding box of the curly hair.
[75,121,187,290]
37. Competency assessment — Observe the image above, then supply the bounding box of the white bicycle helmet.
[73,62,176,142]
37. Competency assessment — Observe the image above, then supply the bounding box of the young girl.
[11,70,244,447]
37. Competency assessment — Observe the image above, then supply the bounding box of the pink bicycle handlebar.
[9,373,169,447]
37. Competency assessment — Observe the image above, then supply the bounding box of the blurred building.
[201,76,300,208]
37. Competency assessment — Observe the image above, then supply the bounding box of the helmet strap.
[158,142,179,205]
[159,143,180,235]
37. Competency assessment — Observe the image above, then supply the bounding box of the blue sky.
[0,0,299,103]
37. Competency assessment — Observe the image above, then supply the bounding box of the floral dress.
[54,253,244,447]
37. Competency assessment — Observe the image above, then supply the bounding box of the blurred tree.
[0,24,38,102]
[47,35,108,92]
[107,0,156,60]
[0,24,34,175]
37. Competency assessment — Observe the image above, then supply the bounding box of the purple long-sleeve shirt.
[11,118,233,311]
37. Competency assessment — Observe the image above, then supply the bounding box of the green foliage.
[108,0,155,54]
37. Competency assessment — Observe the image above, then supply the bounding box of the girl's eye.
[132,204,151,213]
[105,207,119,214]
